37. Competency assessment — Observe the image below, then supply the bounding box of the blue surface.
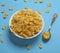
[0,0,60,53]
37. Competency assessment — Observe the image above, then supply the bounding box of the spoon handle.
[51,13,57,26]
[48,13,58,31]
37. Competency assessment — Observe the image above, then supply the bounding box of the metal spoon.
[42,13,58,41]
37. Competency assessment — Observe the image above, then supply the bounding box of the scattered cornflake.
[40,0,44,3]
[14,0,17,1]
[38,10,42,14]
[47,3,52,7]
[3,15,7,19]
[1,10,5,13]
[24,6,30,10]
[9,7,13,11]
[24,0,28,2]
[5,13,9,16]
[26,45,31,50]
[0,39,4,43]
[1,3,5,6]
[3,13,9,19]
[34,0,38,3]
[0,32,2,36]
[2,25,6,30]
[45,9,50,13]
[39,43,42,49]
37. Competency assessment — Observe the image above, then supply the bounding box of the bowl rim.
[9,9,44,39]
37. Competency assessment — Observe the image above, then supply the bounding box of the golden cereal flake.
[5,13,9,16]
[1,3,5,6]
[2,26,6,30]
[39,43,42,49]
[47,3,52,7]
[1,10,5,13]
[24,6,30,10]
[42,31,51,40]
[14,0,17,1]
[24,0,28,2]
[26,45,31,50]
[45,9,50,13]
[34,0,38,3]
[20,32,28,38]
[9,7,13,11]
[40,0,44,3]
[3,15,7,19]
[0,32,2,36]
[3,13,9,19]
[0,39,4,43]
[38,10,42,14]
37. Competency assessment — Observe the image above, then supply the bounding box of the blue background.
[0,0,60,53]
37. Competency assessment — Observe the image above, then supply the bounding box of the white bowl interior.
[9,9,44,39]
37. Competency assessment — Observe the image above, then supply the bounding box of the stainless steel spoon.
[42,13,58,41]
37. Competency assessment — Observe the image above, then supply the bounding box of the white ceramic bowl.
[9,9,44,39]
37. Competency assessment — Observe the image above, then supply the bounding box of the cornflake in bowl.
[9,9,44,39]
